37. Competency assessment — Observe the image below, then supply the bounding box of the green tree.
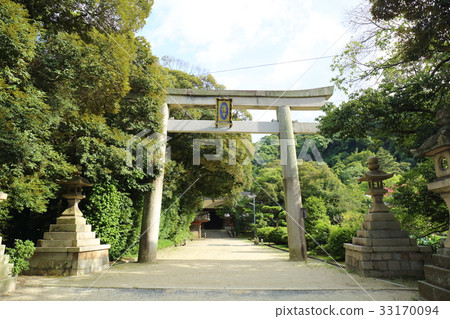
[259,206,286,228]
[320,2,449,151]
[252,161,284,207]
[298,161,346,218]
[0,0,75,235]
[0,0,160,250]
[369,0,449,64]
[16,0,151,35]
[318,1,448,244]
[390,158,449,238]
[303,196,331,251]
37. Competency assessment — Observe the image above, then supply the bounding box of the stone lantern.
[0,191,16,295]
[26,174,110,276]
[345,157,431,278]
[411,109,450,300]
[357,156,394,213]
[57,175,93,216]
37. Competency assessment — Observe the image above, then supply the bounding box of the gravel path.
[1,237,419,301]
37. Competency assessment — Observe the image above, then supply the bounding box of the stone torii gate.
[138,86,333,263]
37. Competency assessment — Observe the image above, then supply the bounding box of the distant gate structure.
[138,86,333,263]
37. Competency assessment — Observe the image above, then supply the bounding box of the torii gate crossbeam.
[138,86,333,263]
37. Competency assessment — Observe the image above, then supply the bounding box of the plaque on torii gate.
[138,86,334,263]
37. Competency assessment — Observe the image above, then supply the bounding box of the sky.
[138,0,365,137]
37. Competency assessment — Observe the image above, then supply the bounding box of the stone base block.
[26,246,110,276]
[345,244,431,278]
[0,254,10,264]
[418,281,450,301]
[0,237,16,295]
[0,263,13,278]
[432,252,450,268]
[0,276,16,295]
[364,212,396,222]
[357,229,409,238]
[424,265,450,289]
[419,248,450,300]
[352,237,412,246]
[362,220,401,230]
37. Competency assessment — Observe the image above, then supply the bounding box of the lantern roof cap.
[357,156,394,182]
[56,175,93,187]
[411,109,450,157]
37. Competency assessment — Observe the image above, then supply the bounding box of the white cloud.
[146,1,306,66]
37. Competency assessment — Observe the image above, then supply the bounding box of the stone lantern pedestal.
[345,157,432,278]
[412,109,450,300]
[0,192,16,294]
[26,176,110,276]
[0,236,16,294]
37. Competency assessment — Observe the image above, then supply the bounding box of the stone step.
[43,232,96,240]
[49,224,92,232]
[0,245,5,256]
[372,246,422,252]
[38,238,101,248]
[424,265,450,289]
[419,280,450,301]
[364,213,396,222]
[436,248,450,256]
[0,263,13,278]
[431,253,450,269]
[38,239,71,247]
[0,254,10,264]
[357,229,410,238]
[352,237,413,247]
[55,216,87,225]
[362,221,401,230]
[0,276,16,295]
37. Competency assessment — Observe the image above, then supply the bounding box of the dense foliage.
[321,1,449,151]
[0,0,251,260]
[5,239,35,276]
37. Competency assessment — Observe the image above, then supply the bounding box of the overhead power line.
[198,55,337,76]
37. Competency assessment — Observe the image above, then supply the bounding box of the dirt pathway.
[1,238,419,301]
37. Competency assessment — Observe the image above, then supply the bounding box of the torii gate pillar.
[278,106,307,261]
[138,103,169,263]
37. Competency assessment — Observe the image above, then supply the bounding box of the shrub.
[324,226,356,260]
[256,226,275,239]
[303,196,331,250]
[84,183,136,260]
[6,239,35,276]
[307,219,331,251]
[416,234,445,253]
[267,227,288,245]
